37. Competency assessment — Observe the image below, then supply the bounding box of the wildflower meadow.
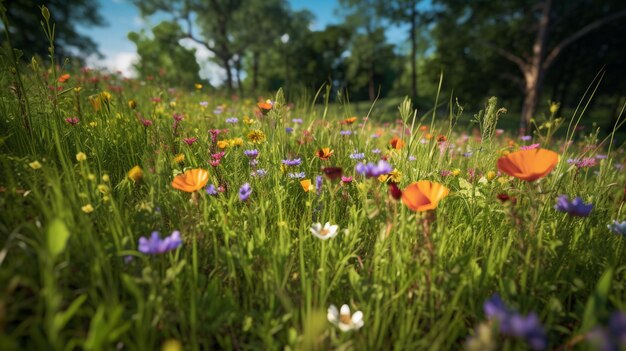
[2,4,626,351]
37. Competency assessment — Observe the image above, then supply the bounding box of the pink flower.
[65,117,79,126]
[183,137,198,146]
[520,143,540,150]
[141,119,153,127]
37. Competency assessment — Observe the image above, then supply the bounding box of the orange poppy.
[58,74,70,83]
[300,179,312,192]
[496,148,559,181]
[390,136,405,150]
[401,180,450,212]
[257,101,273,114]
[172,168,209,192]
[340,117,357,125]
[315,147,334,160]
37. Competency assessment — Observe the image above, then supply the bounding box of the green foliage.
[128,21,204,88]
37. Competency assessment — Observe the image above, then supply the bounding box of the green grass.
[1,36,626,351]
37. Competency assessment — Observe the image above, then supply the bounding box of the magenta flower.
[183,137,198,146]
[65,117,79,126]
[520,143,540,150]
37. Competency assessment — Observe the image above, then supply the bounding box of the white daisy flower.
[310,222,339,240]
[327,304,364,332]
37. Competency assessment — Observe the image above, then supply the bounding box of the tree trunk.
[368,61,375,101]
[235,56,243,98]
[410,4,418,101]
[252,50,259,91]
[520,0,552,130]
[222,57,233,93]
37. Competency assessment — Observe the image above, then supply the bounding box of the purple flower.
[286,127,294,133]
[588,312,626,351]
[520,135,532,141]
[138,231,182,255]
[409,155,417,161]
[316,175,323,195]
[239,183,252,201]
[355,160,393,178]
[608,220,626,236]
[463,152,473,157]
[596,154,608,160]
[225,117,238,123]
[205,184,217,195]
[372,149,381,154]
[340,130,352,136]
[483,294,547,350]
[350,151,365,160]
[555,195,593,217]
[199,101,209,107]
[292,118,303,124]
[568,158,597,168]
[244,149,259,159]
[282,158,302,166]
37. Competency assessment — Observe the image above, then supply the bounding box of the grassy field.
[1,49,626,350]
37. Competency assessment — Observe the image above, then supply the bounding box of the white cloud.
[179,38,225,86]
[86,51,138,77]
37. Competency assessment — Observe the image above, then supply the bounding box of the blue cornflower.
[355,160,393,178]
[205,184,217,195]
[608,220,626,236]
[484,294,547,350]
[350,151,365,160]
[282,158,302,166]
[239,183,252,201]
[244,149,259,159]
[138,231,182,255]
[225,117,238,123]
[286,127,294,133]
[288,172,306,179]
[555,195,593,217]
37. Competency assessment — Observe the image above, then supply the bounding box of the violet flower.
[239,183,252,201]
[608,220,626,236]
[484,294,547,350]
[555,195,593,217]
[355,160,393,178]
[138,231,182,255]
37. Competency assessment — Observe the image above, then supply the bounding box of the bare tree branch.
[481,41,527,74]
[543,9,626,70]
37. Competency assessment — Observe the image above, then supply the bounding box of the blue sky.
[79,0,408,84]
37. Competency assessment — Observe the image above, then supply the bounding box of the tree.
[433,0,626,129]
[0,0,105,59]
[128,21,203,88]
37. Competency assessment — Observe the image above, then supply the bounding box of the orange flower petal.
[172,168,209,192]
[402,180,449,212]
[497,149,558,181]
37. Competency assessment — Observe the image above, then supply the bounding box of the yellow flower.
[89,121,98,128]
[127,165,143,182]
[173,154,185,163]
[88,95,101,112]
[378,174,390,183]
[549,102,560,114]
[451,168,461,176]
[243,116,255,125]
[247,129,266,144]
[497,177,510,185]
[97,184,109,194]
[76,152,87,162]
[169,101,177,108]
[162,339,182,351]
[229,137,243,147]
[102,195,110,202]
[29,161,42,170]
[73,87,82,93]
[388,169,402,183]
[300,179,313,192]
[128,99,137,110]
[102,174,110,182]
[486,171,496,181]
[100,91,112,103]
[217,140,230,149]
[195,83,203,90]
[81,204,94,213]
[87,173,96,181]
